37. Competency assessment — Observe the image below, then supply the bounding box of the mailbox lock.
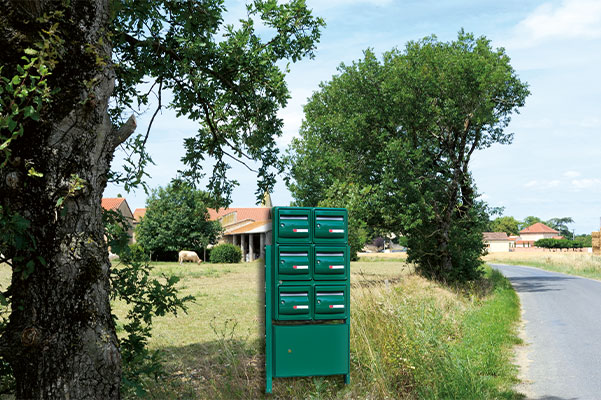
[281,260,284,264]
[317,224,321,228]
[317,300,321,304]
[280,223,284,227]
[281,300,285,304]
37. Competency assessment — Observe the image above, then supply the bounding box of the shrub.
[210,243,242,263]
[119,243,150,265]
[535,238,583,249]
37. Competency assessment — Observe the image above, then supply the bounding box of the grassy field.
[0,259,522,399]
[485,251,601,280]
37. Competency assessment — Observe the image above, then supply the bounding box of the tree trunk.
[0,1,133,397]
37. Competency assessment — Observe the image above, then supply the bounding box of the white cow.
[178,250,202,264]
[108,251,119,261]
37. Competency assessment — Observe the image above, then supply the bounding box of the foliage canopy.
[136,182,222,260]
[0,0,324,396]
[286,31,530,282]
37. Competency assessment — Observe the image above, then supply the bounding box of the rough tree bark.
[0,0,134,398]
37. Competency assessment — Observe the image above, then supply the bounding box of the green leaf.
[27,167,43,178]
[24,48,38,56]
[6,117,17,132]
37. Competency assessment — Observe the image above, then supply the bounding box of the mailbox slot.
[314,286,348,319]
[314,246,348,280]
[277,245,311,281]
[314,209,347,243]
[277,286,312,321]
[275,208,312,243]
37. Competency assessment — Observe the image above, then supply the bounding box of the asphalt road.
[492,263,601,400]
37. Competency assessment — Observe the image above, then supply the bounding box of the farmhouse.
[518,222,559,247]
[101,198,135,244]
[209,206,271,262]
[483,232,511,252]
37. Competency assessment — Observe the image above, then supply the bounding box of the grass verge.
[0,261,522,399]
[485,252,601,280]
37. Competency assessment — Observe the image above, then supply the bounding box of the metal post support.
[265,245,273,393]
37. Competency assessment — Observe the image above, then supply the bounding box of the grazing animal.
[108,251,119,261]
[179,250,202,264]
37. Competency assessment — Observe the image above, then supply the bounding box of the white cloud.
[571,178,601,189]
[509,0,601,48]
[563,170,581,178]
[523,179,561,189]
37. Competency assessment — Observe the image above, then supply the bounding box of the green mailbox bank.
[265,207,350,393]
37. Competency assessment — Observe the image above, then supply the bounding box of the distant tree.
[574,234,592,247]
[136,183,222,260]
[545,217,574,239]
[520,216,543,230]
[286,31,529,282]
[489,216,520,236]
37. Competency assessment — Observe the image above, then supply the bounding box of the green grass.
[485,252,601,280]
[0,260,523,399]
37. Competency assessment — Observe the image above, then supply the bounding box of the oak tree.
[287,31,529,282]
[0,0,323,397]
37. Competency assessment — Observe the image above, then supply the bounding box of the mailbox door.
[314,209,347,244]
[314,245,349,280]
[276,245,311,281]
[277,286,312,321]
[273,324,349,377]
[275,207,311,244]
[314,286,348,320]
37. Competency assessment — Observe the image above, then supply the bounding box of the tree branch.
[112,115,137,148]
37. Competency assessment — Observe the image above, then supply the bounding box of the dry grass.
[485,251,601,280]
[0,259,520,399]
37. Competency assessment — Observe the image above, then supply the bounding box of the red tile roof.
[519,222,559,234]
[208,207,271,223]
[133,208,146,222]
[483,232,509,241]
[101,198,126,212]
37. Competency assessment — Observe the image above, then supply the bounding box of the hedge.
[210,243,242,263]
[534,238,584,249]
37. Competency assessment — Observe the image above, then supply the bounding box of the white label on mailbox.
[329,229,345,233]
[329,305,345,309]
[293,265,308,270]
[293,228,308,232]
[293,305,309,309]
[329,265,345,269]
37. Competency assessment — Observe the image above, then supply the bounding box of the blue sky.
[104,0,601,234]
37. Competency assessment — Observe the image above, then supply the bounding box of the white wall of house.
[520,232,556,242]
[487,241,510,252]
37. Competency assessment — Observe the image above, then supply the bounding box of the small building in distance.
[101,198,135,244]
[209,207,271,262]
[483,232,511,252]
[517,222,559,247]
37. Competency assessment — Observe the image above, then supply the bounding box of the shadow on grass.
[144,339,347,400]
[144,339,263,400]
